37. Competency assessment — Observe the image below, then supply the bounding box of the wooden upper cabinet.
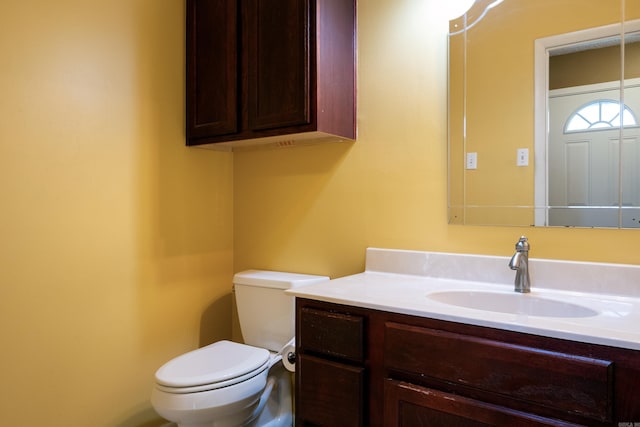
[186,0,356,149]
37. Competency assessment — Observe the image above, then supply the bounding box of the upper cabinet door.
[186,0,239,140]
[247,0,311,131]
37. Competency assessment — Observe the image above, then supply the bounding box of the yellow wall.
[234,0,640,284]
[2,0,639,426]
[0,0,233,426]
[549,43,640,89]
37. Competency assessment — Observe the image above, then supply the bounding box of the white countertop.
[286,248,640,350]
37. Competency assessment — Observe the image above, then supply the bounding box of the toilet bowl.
[151,270,329,427]
[151,341,290,427]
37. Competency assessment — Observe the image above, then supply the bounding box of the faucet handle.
[515,236,529,252]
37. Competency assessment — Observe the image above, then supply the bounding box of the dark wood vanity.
[295,298,640,427]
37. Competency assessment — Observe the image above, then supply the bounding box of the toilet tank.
[234,270,329,351]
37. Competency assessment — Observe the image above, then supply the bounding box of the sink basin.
[427,290,598,318]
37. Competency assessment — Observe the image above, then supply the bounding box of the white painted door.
[548,81,640,227]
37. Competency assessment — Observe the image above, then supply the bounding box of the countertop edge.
[287,271,640,351]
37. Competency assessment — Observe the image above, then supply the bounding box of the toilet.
[151,270,329,427]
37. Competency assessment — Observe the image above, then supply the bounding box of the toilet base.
[248,364,293,427]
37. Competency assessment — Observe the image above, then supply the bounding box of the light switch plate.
[517,148,529,166]
[466,152,478,170]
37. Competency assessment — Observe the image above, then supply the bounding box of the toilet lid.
[155,340,270,388]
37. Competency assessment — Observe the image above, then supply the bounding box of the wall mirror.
[448,0,640,227]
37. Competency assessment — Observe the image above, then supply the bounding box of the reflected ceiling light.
[446,0,476,20]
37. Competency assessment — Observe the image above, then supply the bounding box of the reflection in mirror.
[545,37,640,227]
[448,0,640,228]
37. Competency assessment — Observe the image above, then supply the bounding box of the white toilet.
[151,270,329,427]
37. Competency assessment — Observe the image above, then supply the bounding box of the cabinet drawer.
[298,354,364,427]
[384,379,582,427]
[299,307,364,362]
[384,322,613,423]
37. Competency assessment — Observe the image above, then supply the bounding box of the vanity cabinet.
[186,0,356,149]
[295,298,640,427]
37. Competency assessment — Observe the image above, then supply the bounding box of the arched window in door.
[564,99,638,133]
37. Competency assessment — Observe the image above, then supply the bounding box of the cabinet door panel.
[247,0,311,131]
[384,322,613,422]
[298,354,364,427]
[384,379,583,427]
[186,0,238,140]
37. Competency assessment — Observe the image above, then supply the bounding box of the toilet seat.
[155,340,270,394]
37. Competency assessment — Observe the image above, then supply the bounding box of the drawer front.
[384,379,583,427]
[384,322,613,422]
[298,354,365,427]
[299,307,364,362]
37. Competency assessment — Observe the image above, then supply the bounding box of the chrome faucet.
[508,236,531,293]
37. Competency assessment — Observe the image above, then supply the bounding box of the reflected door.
[548,82,640,227]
